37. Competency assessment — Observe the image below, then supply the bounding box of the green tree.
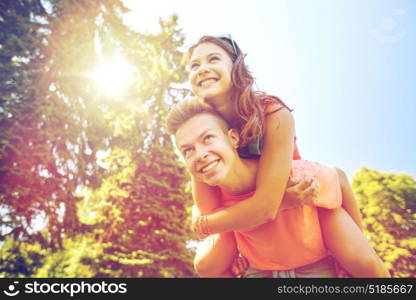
[1,0,194,277]
[352,167,416,277]
[0,236,47,277]
[83,15,194,278]
[0,0,48,237]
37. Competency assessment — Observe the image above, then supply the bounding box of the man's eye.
[183,148,193,156]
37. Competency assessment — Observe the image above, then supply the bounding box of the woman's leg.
[318,207,390,277]
[336,167,363,230]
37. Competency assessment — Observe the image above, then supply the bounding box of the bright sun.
[92,54,134,98]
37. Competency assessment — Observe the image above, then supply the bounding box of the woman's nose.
[197,64,209,76]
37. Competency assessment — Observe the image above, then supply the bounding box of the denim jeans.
[243,256,337,278]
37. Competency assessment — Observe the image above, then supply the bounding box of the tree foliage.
[1,0,194,277]
[352,167,416,277]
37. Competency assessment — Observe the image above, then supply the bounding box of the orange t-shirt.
[220,160,342,270]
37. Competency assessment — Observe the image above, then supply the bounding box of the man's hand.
[230,253,249,277]
[280,176,319,210]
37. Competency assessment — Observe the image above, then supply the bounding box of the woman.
[184,35,389,277]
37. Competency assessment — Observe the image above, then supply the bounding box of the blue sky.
[123,0,415,180]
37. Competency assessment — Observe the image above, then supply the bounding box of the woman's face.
[188,42,234,107]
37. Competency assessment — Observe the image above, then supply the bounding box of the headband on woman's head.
[216,34,241,57]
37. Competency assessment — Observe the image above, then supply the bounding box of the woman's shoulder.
[258,93,293,116]
[262,95,295,144]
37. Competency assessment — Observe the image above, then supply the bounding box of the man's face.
[175,113,239,186]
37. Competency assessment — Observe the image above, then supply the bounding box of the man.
[166,98,389,278]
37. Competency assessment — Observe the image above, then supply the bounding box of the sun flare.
[92,54,134,98]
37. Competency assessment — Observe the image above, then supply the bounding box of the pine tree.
[80,15,195,278]
[1,0,194,277]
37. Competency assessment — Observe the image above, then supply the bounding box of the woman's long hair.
[187,35,291,147]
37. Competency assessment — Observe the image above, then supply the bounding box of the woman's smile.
[198,77,218,87]
[189,42,233,101]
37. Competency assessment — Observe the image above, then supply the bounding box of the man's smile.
[199,159,221,173]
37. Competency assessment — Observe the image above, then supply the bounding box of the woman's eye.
[210,56,219,62]
[190,63,199,70]
[204,135,215,143]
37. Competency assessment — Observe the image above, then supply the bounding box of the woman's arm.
[199,106,295,233]
[193,173,317,220]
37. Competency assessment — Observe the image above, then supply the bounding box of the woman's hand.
[280,176,319,210]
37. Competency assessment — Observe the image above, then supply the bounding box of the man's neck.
[218,158,258,195]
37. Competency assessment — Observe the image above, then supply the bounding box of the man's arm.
[194,231,239,277]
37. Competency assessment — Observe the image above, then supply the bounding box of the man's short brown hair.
[166,97,229,135]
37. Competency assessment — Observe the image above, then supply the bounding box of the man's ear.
[228,129,240,149]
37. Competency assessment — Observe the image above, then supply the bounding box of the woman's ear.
[228,129,240,149]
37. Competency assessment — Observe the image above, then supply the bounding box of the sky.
[122,0,415,180]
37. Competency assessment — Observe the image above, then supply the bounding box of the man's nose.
[195,147,209,162]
